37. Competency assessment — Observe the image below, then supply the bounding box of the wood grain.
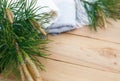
[45,33,120,73]
[41,59,120,81]
[68,20,120,44]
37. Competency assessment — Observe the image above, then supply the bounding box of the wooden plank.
[2,59,120,81]
[45,33,120,73]
[41,59,120,81]
[68,20,120,44]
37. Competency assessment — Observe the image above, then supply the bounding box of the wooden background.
[1,20,120,81]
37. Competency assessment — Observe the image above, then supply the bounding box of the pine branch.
[80,0,120,30]
[0,0,50,80]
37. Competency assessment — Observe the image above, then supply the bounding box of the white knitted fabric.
[8,0,97,34]
[46,0,76,34]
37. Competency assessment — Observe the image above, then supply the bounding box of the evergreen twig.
[0,0,50,81]
[80,0,120,30]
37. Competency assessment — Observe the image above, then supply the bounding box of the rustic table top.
[1,19,120,81]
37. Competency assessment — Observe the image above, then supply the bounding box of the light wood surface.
[68,20,120,44]
[42,20,120,81]
[46,33,120,73]
[1,20,120,81]
[41,59,120,81]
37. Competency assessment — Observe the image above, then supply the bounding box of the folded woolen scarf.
[46,0,97,34]
[8,0,97,34]
[46,0,77,34]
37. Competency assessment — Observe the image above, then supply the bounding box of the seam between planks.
[46,57,120,74]
[67,32,120,45]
